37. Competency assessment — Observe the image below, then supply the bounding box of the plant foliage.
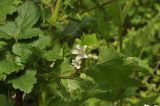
[0,0,159,106]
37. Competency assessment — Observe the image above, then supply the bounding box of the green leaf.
[83,98,112,106]
[9,69,37,93]
[12,43,33,63]
[132,95,159,106]
[15,1,40,32]
[122,38,142,57]
[13,0,23,6]
[60,79,84,101]
[0,41,7,51]
[0,60,24,76]
[80,33,99,49]
[62,21,80,36]
[41,0,51,5]
[96,59,140,88]
[122,0,134,24]
[97,46,122,64]
[107,0,122,27]
[52,58,75,75]
[128,13,160,47]
[87,47,151,100]
[61,79,81,94]
[0,22,18,39]
[125,57,152,74]
[0,0,16,24]
[43,44,63,61]
[0,1,42,40]
[32,36,51,50]
[22,28,42,39]
[0,74,7,81]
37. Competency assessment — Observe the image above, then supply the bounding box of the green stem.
[119,99,123,106]
[49,0,62,46]
[117,0,123,52]
[38,86,47,106]
[51,0,62,24]
[39,71,80,79]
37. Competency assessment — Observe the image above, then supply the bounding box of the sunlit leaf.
[0,1,42,40]
[9,69,37,93]
[0,0,16,24]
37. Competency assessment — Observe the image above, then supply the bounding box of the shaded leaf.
[87,47,151,100]
[32,36,51,50]
[43,44,63,61]
[53,58,75,75]
[98,46,122,64]
[132,95,159,106]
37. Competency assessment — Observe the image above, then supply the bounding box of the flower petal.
[75,65,81,69]
[76,55,82,60]
[76,44,81,50]
[83,54,88,58]
[71,49,79,54]
[83,45,87,50]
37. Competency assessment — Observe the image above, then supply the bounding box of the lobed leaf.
[0,60,24,76]
[9,69,37,93]
[0,1,42,40]
[43,44,63,61]
[0,0,16,24]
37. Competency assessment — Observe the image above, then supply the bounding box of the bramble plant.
[0,0,160,106]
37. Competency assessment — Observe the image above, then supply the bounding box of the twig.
[51,0,62,23]
[58,71,80,79]
[39,71,80,79]
[16,90,23,106]
[80,0,116,15]
[153,63,160,74]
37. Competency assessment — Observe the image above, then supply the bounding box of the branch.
[39,71,80,79]
[16,90,23,106]
[80,0,116,14]
[51,0,62,23]
[153,63,160,74]
[58,71,80,79]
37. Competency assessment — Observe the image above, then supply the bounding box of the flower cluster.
[71,44,88,69]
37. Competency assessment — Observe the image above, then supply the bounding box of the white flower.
[71,59,82,69]
[71,44,88,60]
[144,104,149,106]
